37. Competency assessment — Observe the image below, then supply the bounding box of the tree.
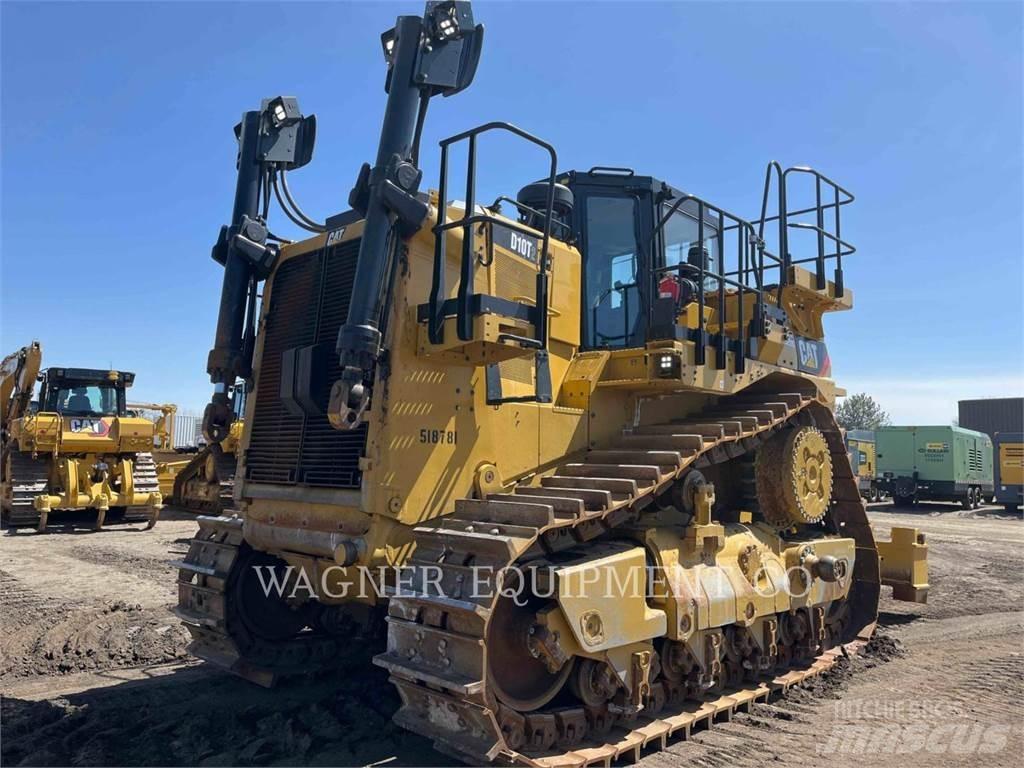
[836,392,891,431]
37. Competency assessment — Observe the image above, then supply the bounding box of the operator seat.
[66,388,92,413]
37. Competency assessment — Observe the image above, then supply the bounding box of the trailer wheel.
[962,489,973,510]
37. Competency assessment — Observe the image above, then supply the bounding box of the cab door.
[571,179,655,350]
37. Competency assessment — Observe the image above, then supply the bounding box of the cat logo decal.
[68,418,110,436]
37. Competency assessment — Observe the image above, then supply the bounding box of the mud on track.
[2,503,1022,767]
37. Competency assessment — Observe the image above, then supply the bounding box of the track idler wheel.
[235,549,319,642]
[487,594,575,712]
[569,658,619,708]
[756,425,833,528]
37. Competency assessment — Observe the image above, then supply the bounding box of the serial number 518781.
[419,429,457,445]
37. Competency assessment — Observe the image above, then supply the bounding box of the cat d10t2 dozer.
[176,3,929,764]
[1,342,162,531]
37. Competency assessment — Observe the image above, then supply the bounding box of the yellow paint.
[238,203,854,580]
[877,527,929,603]
[553,546,666,652]
[999,442,1024,485]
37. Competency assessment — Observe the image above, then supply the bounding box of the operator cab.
[428,126,851,399]
[533,169,724,351]
[37,368,134,417]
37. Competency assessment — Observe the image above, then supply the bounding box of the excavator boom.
[1,341,42,426]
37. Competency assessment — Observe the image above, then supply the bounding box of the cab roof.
[42,367,135,385]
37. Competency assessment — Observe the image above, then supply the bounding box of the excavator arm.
[1,341,42,427]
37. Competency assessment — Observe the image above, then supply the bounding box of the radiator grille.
[245,239,368,489]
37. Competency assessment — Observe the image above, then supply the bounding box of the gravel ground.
[1,502,1021,767]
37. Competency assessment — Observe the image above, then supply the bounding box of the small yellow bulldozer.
[1,342,162,531]
[123,399,240,515]
[158,418,242,515]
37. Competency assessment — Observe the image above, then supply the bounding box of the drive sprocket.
[756,425,833,528]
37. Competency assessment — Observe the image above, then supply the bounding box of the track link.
[171,445,237,515]
[374,393,880,766]
[2,452,49,528]
[121,452,161,526]
[173,515,341,687]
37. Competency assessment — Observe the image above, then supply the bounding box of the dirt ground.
[1,502,1021,767]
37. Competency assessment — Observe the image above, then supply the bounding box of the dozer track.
[174,516,342,687]
[374,393,881,766]
[2,452,49,528]
[2,451,161,530]
[171,444,236,515]
[120,452,161,527]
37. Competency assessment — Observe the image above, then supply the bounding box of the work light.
[657,353,681,378]
[381,29,396,64]
[431,1,462,40]
[266,96,300,128]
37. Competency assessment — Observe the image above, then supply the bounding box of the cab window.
[48,384,120,416]
[662,203,719,292]
[584,196,642,348]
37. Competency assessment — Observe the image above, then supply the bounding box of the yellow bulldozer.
[1,342,162,531]
[175,3,929,763]
[146,387,243,514]
[127,401,178,457]
[161,416,242,515]
[126,397,242,515]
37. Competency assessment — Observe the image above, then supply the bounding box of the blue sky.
[2,1,1021,423]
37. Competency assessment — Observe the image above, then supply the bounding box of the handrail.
[649,163,856,370]
[428,122,558,348]
[587,166,635,177]
[653,193,770,370]
[784,166,854,292]
[787,222,856,256]
[752,161,854,297]
[785,166,855,201]
[486,195,573,237]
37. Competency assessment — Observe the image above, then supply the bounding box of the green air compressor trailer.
[876,426,993,509]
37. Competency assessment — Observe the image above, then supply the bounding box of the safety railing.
[426,122,559,349]
[652,196,778,372]
[651,162,855,370]
[754,162,855,297]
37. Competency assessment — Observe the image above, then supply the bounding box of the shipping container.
[173,411,203,450]
[845,429,881,501]
[957,398,1023,442]
[876,425,993,508]
[994,432,1023,513]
